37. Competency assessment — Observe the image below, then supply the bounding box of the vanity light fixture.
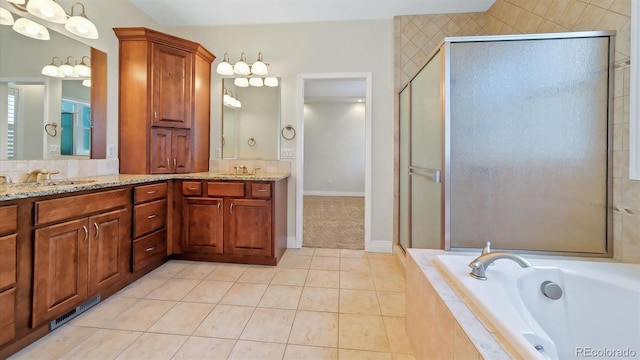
[234,77,249,88]
[249,77,263,87]
[41,56,63,77]
[73,55,91,77]
[0,8,15,25]
[12,17,49,40]
[58,56,77,77]
[41,55,90,78]
[233,77,278,87]
[223,88,241,108]
[216,52,270,76]
[82,79,91,87]
[6,0,99,39]
[264,77,278,87]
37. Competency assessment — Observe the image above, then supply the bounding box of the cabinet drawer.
[0,287,15,346]
[133,229,167,272]
[35,189,127,226]
[134,182,167,204]
[182,181,202,196]
[133,199,167,238]
[207,182,245,197]
[0,234,16,291]
[0,205,17,235]
[251,183,272,198]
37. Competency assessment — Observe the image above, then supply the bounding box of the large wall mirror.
[222,78,280,160]
[0,20,106,160]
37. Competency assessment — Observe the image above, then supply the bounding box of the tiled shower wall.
[394,0,639,263]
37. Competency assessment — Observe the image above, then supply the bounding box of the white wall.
[173,19,395,248]
[303,102,365,195]
[235,85,280,160]
[18,84,45,159]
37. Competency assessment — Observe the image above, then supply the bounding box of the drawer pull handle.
[174,158,177,170]
[146,246,156,252]
[217,202,221,212]
[230,203,234,214]
[82,225,88,241]
[146,190,157,194]
[187,187,198,191]
[147,214,157,219]
[94,223,99,238]
[256,189,267,192]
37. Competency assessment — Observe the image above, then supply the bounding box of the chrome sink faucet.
[468,251,532,280]
[25,169,60,183]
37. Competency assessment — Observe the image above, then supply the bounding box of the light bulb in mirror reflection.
[234,78,249,87]
[82,79,91,87]
[264,77,278,87]
[249,77,263,87]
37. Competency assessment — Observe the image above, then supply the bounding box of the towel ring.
[281,125,296,140]
[45,123,57,137]
[247,137,256,147]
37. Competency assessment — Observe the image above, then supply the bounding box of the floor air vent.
[50,295,101,330]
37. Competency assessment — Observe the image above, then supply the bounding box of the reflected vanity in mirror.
[0,20,106,160]
[222,78,280,160]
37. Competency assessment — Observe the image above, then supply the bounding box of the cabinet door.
[88,209,128,296]
[33,218,89,326]
[183,197,223,254]
[152,43,193,129]
[150,127,172,174]
[172,129,192,173]
[227,199,272,257]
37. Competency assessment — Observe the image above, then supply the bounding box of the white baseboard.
[366,240,392,253]
[303,191,365,197]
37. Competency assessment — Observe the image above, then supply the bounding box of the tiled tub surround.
[10,248,414,360]
[0,172,291,201]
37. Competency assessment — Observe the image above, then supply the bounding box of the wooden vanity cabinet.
[177,179,287,265]
[0,205,17,346]
[32,190,129,327]
[132,182,168,272]
[114,27,214,174]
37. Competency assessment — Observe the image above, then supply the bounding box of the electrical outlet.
[107,144,116,158]
[215,148,222,158]
[281,148,294,159]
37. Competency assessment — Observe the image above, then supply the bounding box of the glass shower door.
[399,85,410,250]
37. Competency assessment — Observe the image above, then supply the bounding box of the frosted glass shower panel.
[399,86,411,250]
[411,51,442,170]
[448,37,610,253]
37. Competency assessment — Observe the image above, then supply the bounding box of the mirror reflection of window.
[2,87,19,160]
[61,99,91,156]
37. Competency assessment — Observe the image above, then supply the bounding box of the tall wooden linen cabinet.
[114,27,215,174]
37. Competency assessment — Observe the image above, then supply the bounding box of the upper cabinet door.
[152,43,193,129]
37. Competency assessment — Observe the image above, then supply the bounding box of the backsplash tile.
[0,159,119,183]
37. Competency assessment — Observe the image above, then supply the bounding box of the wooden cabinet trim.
[34,189,127,226]
[132,229,167,272]
[134,182,168,204]
[207,182,245,197]
[0,234,17,292]
[0,287,16,346]
[251,183,272,198]
[0,206,17,235]
[182,181,202,196]
[133,199,167,238]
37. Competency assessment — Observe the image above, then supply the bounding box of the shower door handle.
[408,166,441,183]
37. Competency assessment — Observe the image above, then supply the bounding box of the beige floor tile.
[258,284,303,309]
[228,340,286,360]
[369,258,403,274]
[366,252,395,259]
[70,296,139,328]
[341,249,366,258]
[373,273,406,292]
[392,354,416,360]
[147,261,190,278]
[383,317,413,354]
[340,289,381,315]
[339,314,390,352]
[284,345,338,360]
[286,247,315,256]
[116,333,187,359]
[116,277,168,298]
[340,271,375,290]
[59,329,141,360]
[10,325,98,360]
[147,302,214,335]
[193,304,254,339]
[219,282,268,306]
[181,280,234,304]
[340,257,371,272]
[305,270,340,288]
[237,266,277,284]
[271,268,308,286]
[144,278,201,301]
[205,265,247,282]
[240,308,296,343]
[377,291,406,317]
[171,336,236,360]
[339,349,393,360]
[298,287,339,312]
[313,248,341,257]
[288,310,339,347]
[310,256,340,270]
[103,299,176,331]
[277,254,312,269]
[173,262,218,279]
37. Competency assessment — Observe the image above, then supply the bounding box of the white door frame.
[295,72,373,250]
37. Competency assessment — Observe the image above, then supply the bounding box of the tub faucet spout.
[468,252,531,280]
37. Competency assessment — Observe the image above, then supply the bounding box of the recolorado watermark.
[576,347,637,358]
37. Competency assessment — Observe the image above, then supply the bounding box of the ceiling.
[127,0,495,27]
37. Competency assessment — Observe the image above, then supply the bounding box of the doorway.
[295,73,372,250]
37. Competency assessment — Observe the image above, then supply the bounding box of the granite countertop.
[0,172,290,201]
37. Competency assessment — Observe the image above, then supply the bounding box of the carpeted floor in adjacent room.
[303,196,364,250]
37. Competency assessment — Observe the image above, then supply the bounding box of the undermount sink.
[9,179,97,188]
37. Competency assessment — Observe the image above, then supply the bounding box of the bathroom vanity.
[0,172,288,358]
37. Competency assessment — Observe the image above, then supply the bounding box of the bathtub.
[434,254,640,360]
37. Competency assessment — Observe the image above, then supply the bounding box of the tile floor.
[10,248,415,360]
